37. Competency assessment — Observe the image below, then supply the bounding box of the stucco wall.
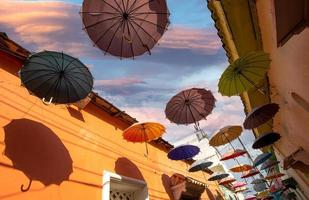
[256,0,309,196]
[0,53,222,200]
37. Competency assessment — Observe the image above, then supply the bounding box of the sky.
[0,0,263,187]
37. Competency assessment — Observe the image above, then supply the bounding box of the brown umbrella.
[165,88,215,126]
[81,0,170,58]
[209,126,242,147]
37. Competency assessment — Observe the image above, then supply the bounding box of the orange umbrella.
[123,122,165,155]
[265,172,285,180]
[241,169,259,178]
[219,177,236,185]
[229,164,253,173]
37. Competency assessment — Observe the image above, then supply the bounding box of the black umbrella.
[188,159,213,172]
[243,103,279,129]
[3,118,73,192]
[252,132,281,149]
[21,51,93,104]
[208,172,229,181]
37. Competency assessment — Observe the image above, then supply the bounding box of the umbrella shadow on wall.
[114,157,145,181]
[3,118,73,192]
[161,174,174,200]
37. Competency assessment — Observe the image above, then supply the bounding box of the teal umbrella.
[218,51,271,96]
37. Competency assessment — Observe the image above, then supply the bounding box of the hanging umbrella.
[123,122,165,155]
[220,149,247,161]
[253,182,267,192]
[208,172,229,181]
[165,88,215,125]
[81,0,169,58]
[251,178,266,184]
[219,177,236,185]
[243,103,280,129]
[252,132,281,149]
[261,160,280,171]
[188,158,213,172]
[253,153,272,167]
[245,195,256,200]
[232,182,247,189]
[241,169,259,178]
[167,144,200,160]
[257,191,270,199]
[209,125,242,147]
[235,187,248,193]
[265,172,285,180]
[229,164,253,172]
[218,51,271,97]
[3,118,73,192]
[21,51,93,104]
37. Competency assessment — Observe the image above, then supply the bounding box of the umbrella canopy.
[218,51,271,96]
[167,145,200,160]
[245,195,256,200]
[3,118,73,191]
[219,177,236,185]
[241,169,259,178]
[209,125,242,147]
[220,149,247,161]
[81,0,169,58]
[165,88,215,125]
[232,182,247,189]
[21,51,93,104]
[257,191,270,199]
[252,132,281,149]
[265,172,285,180]
[208,172,229,181]
[123,122,165,142]
[253,182,267,192]
[243,103,280,129]
[261,160,280,171]
[229,164,253,173]
[253,153,272,167]
[251,178,266,184]
[188,159,213,172]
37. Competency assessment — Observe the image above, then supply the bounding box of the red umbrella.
[81,0,170,58]
[165,88,215,125]
[220,149,247,161]
[241,169,259,178]
[219,177,236,185]
[265,172,285,180]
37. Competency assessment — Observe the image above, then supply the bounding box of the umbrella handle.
[42,97,53,105]
[21,179,32,192]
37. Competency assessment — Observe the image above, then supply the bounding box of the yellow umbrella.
[123,122,165,155]
[229,164,253,173]
[209,125,242,147]
[257,191,269,199]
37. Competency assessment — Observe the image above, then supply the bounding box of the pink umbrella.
[232,182,247,189]
[245,195,256,200]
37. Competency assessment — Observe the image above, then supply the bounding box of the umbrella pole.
[239,72,266,95]
[144,142,149,157]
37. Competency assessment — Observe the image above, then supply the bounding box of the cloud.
[94,77,146,87]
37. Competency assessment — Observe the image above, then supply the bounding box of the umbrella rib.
[104,19,124,55]
[113,0,124,13]
[83,16,122,30]
[130,16,168,30]
[127,19,149,54]
[22,72,57,85]
[126,0,139,14]
[65,74,93,89]
[81,11,119,15]
[65,75,89,96]
[66,78,83,100]
[120,18,126,58]
[130,19,158,42]
[63,77,71,103]
[63,57,79,71]
[49,54,63,71]
[25,61,57,72]
[99,0,122,13]
[30,55,59,71]
[124,0,129,11]
[93,18,123,46]
[129,0,155,14]
[132,12,169,15]
[22,68,57,74]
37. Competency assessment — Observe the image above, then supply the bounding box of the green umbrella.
[218,51,271,97]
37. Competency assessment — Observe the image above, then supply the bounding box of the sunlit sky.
[1,0,263,191]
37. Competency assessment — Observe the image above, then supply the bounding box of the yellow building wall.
[0,53,223,200]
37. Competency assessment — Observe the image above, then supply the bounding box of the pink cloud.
[94,78,146,87]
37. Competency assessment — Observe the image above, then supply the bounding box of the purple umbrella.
[81,0,170,58]
[252,132,281,149]
[243,103,279,129]
[167,145,200,160]
[253,153,272,167]
[165,88,215,126]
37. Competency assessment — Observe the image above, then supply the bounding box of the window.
[103,171,149,200]
[275,0,309,46]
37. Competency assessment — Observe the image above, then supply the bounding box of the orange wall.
[0,54,223,200]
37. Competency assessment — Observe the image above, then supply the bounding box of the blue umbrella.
[261,160,280,170]
[167,145,200,160]
[253,153,272,167]
[188,158,213,172]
